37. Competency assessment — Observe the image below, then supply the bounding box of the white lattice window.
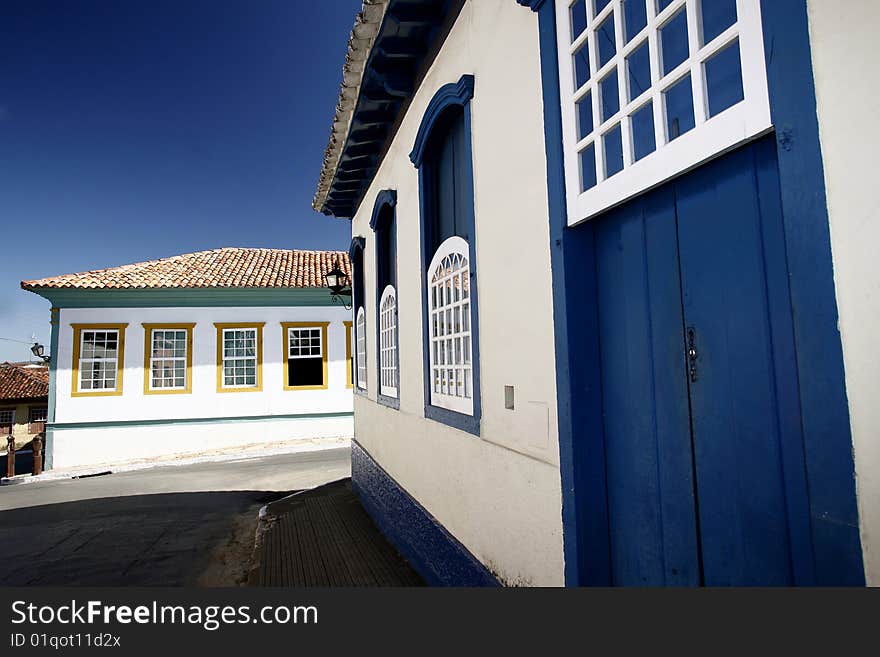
[78,329,121,391]
[379,285,398,398]
[557,0,771,225]
[149,329,188,390]
[355,306,367,390]
[427,236,473,415]
[222,328,258,388]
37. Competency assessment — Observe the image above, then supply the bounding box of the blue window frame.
[370,190,399,408]
[410,75,481,436]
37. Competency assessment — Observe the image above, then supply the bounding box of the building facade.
[22,248,354,470]
[0,362,49,451]
[315,0,878,586]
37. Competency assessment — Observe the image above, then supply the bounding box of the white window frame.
[221,327,258,389]
[427,236,474,416]
[379,285,398,398]
[355,306,367,391]
[78,328,121,392]
[287,326,323,360]
[557,0,771,226]
[148,329,188,391]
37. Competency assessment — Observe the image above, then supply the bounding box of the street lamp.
[31,342,50,363]
[324,267,352,310]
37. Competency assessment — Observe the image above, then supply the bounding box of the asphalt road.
[0,447,350,586]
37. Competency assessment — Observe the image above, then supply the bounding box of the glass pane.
[705,39,744,117]
[631,101,656,161]
[594,0,612,14]
[579,143,598,191]
[623,0,648,44]
[701,0,737,46]
[574,43,591,90]
[603,124,624,178]
[664,73,695,141]
[600,69,619,123]
[571,0,587,42]
[661,8,689,76]
[576,92,594,140]
[627,40,651,101]
[657,0,675,11]
[596,11,616,69]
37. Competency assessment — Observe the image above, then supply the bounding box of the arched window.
[371,190,399,405]
[350,237,367,392]
[356,306,367,391]
[427,236,472,414]
[379,285,398,398]
[411,75,480,432]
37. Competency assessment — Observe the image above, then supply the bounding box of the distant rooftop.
[0,362,49,401]
[21,248,350,291]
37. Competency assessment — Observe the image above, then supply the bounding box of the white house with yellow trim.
[21,248,354,470]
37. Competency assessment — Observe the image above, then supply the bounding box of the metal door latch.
[687,327,697,383]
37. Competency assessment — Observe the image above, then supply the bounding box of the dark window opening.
[288,358,324,387]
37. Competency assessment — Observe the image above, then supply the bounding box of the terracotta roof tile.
[21,248,351,291]
[0,362,49,402]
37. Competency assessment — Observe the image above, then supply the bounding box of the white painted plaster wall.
[53,305,353,468]
[53,416,353,470]
[807,0,880,586]
[351,0,564,585]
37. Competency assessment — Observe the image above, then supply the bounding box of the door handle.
[687,327,697,383]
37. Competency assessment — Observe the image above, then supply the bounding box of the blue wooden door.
[594,136,813,585]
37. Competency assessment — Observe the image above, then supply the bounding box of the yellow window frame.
[71,323,128,397]
[214,322,264,393]
[142,323,195,395]
[343,320,353,389]
[281,322,330,391]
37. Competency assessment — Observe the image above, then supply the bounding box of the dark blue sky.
[0,0,360,360]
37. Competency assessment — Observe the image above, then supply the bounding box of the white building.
[314,0,879,586]
[22,248,354,470]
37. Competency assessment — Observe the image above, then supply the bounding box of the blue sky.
[0,0,360,361]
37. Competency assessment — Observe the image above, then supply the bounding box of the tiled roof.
[0,362,49,402]
[21,248,351,290]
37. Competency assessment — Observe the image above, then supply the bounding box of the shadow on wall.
[0,490,284,586]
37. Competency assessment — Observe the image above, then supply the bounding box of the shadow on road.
[0,490,286,586]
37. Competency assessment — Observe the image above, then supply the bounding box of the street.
[0,447,350,586]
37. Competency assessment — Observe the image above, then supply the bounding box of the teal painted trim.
[29,287,338,309]
[45,310,60,470]
[50,411,353,431]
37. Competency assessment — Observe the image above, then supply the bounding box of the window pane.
[570,0,587,42]
[657,0,675,11]
[579,143,597,191]
[623,0,648,44]
[631,101,657,161]
[576,92,594,140]
[661,8,689,76]
[701,0,737,46]
[603,124,624,178]
[574,43,591,90]
[596,11,616,69]
[665,73,695,141]
[627,40,651,101]
[600,69,619,123]
[705,39,744,117]
[594,0,612,14]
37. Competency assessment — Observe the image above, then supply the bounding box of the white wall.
[53,304,353,468]
[807,0,880,585]
[351,0,564,585]
[54,416,352,470]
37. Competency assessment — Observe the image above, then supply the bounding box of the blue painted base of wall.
[351,441,500,587]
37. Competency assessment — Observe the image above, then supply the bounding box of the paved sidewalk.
[251,479,423,587]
